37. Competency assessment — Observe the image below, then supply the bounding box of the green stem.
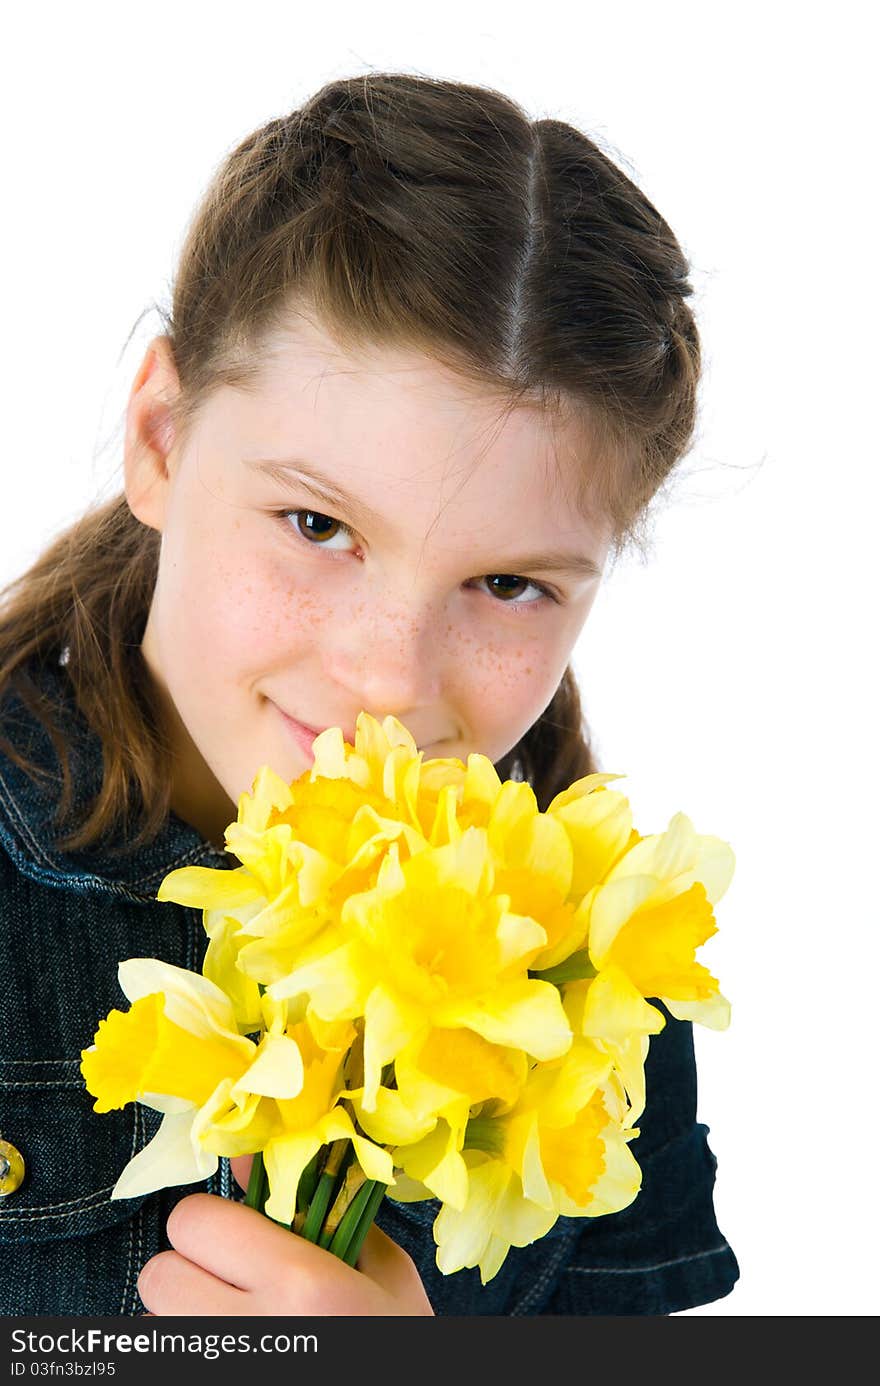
[318,1160,365,1249]
[530,949,597,984]
[244,1150,267,1211]
[300,1141,351,1244]
[326,1178,374,1261]
[340,1180,389,1268]
[296,1149,322,1213]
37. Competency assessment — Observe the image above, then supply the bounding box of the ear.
[123,335,182,533]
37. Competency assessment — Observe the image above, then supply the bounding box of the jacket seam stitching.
[0,1187,117,1217]
[565,1244,731,1275]
[0,766,57,868]
[0,1080,84,1089]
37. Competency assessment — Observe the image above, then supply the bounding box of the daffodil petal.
[604,816,736,906]
[238,765,295,830]
[139,1092,192,1115]
[546,772,627,813]
[348,1084,438,1146]
[350,1133,395,1186]
[492,1179,558,1257]
[266,942,364,1018]
[398,1120,467,1209]
[435,1160,507,1274]
[156,865,263,910]
[477,1234,514,1286]
[110,1108,214,1200]
[309,726,351,778]
[555,1120,642,1218]
[263,1132,321,1225]
[463,753,502,811]
[233,1033,305,1099]
[384,1170,433,1203]
[285,843,344,908]
[664,991,731,1030]
[519,1115,553,1209]
[495,911,547,968]
[363,985,425,1109]
[549,787,633,897]
[587,875,658,966]
[117,958,244,1043]
[605,1033,651,1124]
[439,980,571,1061]
[202,918,264,1032]
[579,965,667,1044]
[542,1042,614,1127]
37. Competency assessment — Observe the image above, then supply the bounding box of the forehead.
[221,312,607,534]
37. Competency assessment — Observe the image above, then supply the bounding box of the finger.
[138,1248,249,1317]
[165,1192,333,1291]
[355,1221,433,1311]
[230,1154,253,1192]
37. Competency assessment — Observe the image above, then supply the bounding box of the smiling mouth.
[274,706,357,747]
[273,702,442,755]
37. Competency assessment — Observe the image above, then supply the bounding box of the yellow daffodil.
[255,1016,394,1226]
[546,773,638,898]
[80,959,305,1198]
[349,1029,529,1211]
[310,711,425,818]
[480,780,582,971]
[404,1040,640,1283]
[159,759,427,994]
[584,811,734,1029]
[122,711,734,1278]
[269,830,572,1109]
[563,964,666,1122]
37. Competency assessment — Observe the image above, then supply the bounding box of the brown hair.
[0,71,701,853]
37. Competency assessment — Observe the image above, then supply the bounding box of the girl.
[0,71,738,1316]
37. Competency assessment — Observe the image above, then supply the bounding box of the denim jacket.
[0,658,739,1316]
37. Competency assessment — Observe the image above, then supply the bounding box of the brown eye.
[472,573,554,608]
[284,509,358,550]
[486,575,530,600]
[298,511,341,541]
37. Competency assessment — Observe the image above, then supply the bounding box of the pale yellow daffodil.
[546,773,637,898]
[563,964,666,1122]
[80,959,305,1199]
[584,811,734,1029]
[406,1040,641,1283]
[350,1028,529,1212]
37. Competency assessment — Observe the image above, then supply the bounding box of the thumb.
[229,1154,253,1193]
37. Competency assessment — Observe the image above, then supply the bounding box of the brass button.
[0,1138,25,1196]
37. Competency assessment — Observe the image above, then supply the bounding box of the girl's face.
[125,317,612,845]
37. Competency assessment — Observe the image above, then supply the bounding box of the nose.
[323,594,445,726]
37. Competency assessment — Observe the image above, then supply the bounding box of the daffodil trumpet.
[81,711,733,1284]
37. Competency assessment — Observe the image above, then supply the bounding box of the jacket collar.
[0,655,232,902]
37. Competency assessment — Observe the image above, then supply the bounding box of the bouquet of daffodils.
[81,713,732,1283]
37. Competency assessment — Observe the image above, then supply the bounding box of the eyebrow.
[244,456,603,580]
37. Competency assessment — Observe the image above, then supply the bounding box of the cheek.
[450,626,569,753]
[156,512,336,673]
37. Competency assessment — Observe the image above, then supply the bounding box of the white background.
[2,1,876,1316]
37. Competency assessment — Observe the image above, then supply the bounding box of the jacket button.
[0,1138,25,1195]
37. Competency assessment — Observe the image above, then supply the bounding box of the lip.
[273,705,356,759]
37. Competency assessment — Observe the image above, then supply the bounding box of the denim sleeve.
[539,1007,739,1315]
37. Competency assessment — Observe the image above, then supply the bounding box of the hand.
[137,1157,435,1317]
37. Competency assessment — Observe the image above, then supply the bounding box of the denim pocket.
[0,1058,151,1243]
